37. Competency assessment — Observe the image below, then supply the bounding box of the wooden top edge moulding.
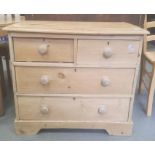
[3,20,149,35]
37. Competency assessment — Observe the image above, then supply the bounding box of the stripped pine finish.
[15,67,135,95]
[3,21,148,135]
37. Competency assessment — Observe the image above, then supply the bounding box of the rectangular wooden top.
[3,21,148,35]
[0,21,14,36]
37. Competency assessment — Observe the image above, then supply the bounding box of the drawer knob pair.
[38,44,49,55]
[98,105,107,114]
[101,76,111,87]
[40,75,49,85]
[103,47,113,59]
[40,105,49,114]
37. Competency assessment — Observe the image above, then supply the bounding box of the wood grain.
[15,120,133,136]
[5,21,146,135]
[15,66,135,95]
[13,37,74,62]
[77,39,140,65]
[3,21,148,35]
[18,96,130,122]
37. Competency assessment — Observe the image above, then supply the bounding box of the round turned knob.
[98,105,107,115]
[103,47,113,58]
[101,76,111,87]
[40,75,49,85]
[38,44,49,55]
[40,105,49,114]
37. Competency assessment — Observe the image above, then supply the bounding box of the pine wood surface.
[5,21,147,135]
[3,21,148,35]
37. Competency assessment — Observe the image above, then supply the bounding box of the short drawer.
[77,39,140,65]
[18,96,130,122]
[15,66,135,95]
[13,38,74,62]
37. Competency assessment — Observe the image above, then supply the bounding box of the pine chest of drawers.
[4,21,148,135]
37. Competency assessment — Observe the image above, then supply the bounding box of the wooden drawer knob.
[98,105,107,114]
[103,47,113,58]
[40,105,49,114]
[101,76,111,87]
[38,44,49,55]
[40,75,49,85]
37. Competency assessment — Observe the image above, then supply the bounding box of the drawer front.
[15,67,135,94]
[77,39,140,65]
[18,96,130,122]
[13,38,74,62]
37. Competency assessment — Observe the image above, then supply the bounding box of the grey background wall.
[24,14,145,27]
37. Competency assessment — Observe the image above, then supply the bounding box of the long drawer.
[18,96,130,122]
[77,39,140,65]
[13,38,74,62]
[15,66,135,94]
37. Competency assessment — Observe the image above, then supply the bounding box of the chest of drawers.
[4,21,148,136]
